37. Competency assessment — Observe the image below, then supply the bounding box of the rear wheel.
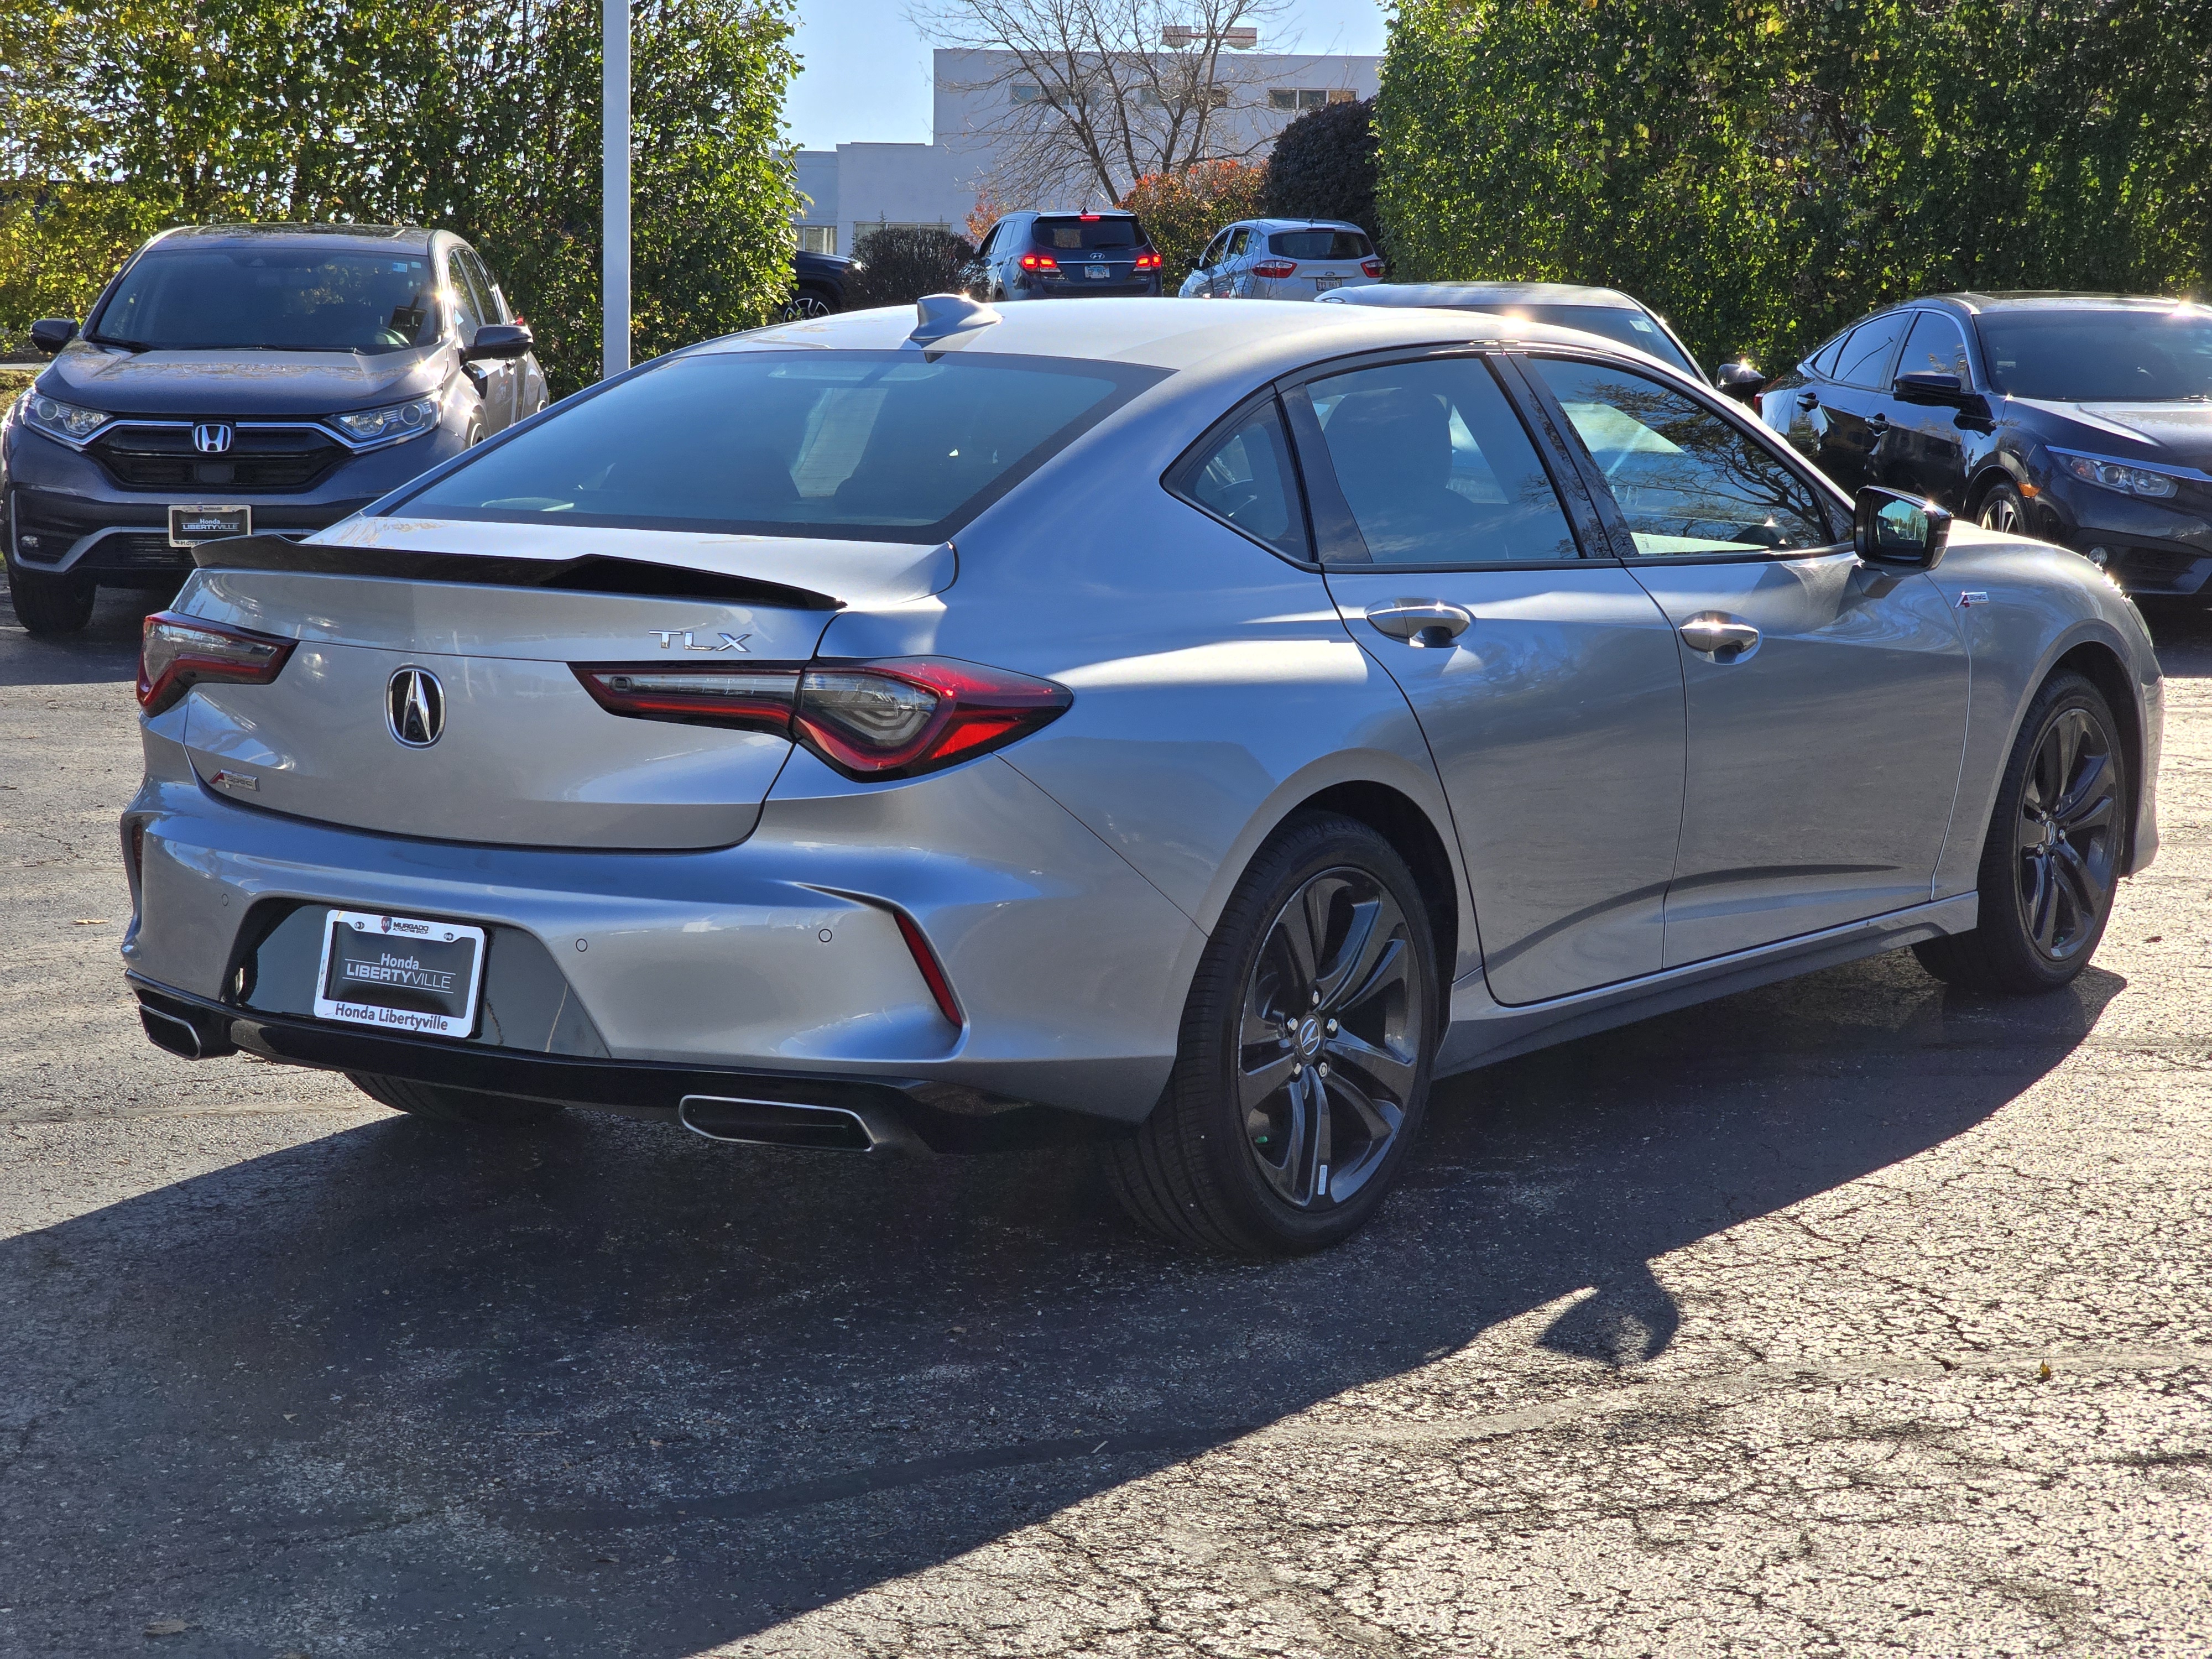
[348,1072,565,1128]
[1106,814,1437,1255]
[779,287,836,321]
[1914,670,2125,993]
[5,557,96,636]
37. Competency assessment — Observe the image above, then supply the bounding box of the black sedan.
[1762,294,2212,597]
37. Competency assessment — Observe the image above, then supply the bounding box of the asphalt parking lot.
[2,579,2206,1658]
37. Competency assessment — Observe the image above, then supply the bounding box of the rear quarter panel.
[1928,527,2163,899]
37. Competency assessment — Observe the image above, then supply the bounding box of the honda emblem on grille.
[386,667,445,748]
[191,422,234,455]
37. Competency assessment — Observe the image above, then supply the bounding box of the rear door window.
[1528,357,1837,555]
[1167,398,1310,561]
[1267,229,1371,260]
[1898,310,1972,382]
[1302,356,1582,565]
[1831,312,1911,390]
[1034,216,1141,250]
[398,349,1162,542]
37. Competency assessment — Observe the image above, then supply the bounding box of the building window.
[1269,87,1345,112]
[1011,81,1044,103]
[798,226,836,255]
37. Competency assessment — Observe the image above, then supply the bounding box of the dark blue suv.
[3,223,544,634]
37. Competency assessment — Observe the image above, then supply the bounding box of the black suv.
[962,211,1164,301]
[3,223,545,634]
[1762,293,2212,597]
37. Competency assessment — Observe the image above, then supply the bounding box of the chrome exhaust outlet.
[678,1094,879,1152]
[140,1003,216,1059]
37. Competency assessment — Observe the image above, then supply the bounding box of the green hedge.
[1377,0,2210,377]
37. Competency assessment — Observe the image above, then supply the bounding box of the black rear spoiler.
[189,534,842,611]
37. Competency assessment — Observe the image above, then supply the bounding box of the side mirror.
[1893,370,1970,405]
[462,322,534,362]
[1855,486,1950,572]
[1712,360,1763,404]
[29,318,79,354]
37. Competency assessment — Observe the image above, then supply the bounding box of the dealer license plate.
[169,504,251,546]
[314,910,487,1038]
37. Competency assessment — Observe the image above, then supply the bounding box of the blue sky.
[785,1,1391,150]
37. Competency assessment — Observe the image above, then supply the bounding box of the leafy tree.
[1118,158,1266,286]
[0,0,801,393]
[848,224,976,307]
[1263,95,1378,248]
[1376,0,2210,377]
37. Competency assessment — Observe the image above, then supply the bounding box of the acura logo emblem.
[191,422,234,455]
[386,666,445,748]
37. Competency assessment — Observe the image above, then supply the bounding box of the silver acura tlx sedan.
[122,294,2162,1255]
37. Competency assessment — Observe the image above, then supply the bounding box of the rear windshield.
[1033,216,1142,249]
[395,349,1160,542]
[1490,305,1698,375]
[1976,309,2212,402]
[93,247,440,353]
[1267,229,1371,261]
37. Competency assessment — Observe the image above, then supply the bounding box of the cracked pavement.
[1,583,2206,1657]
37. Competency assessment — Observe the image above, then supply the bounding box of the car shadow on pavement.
[0,580,164,687]
[0,946,2123,1656]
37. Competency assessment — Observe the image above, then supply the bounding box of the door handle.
[1365,598,1473,648]
[1797,392,1818,410]
[1678,613,1760,661]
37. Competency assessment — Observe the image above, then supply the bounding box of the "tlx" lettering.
[651,630,751,653]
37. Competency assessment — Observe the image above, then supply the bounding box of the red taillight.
[1360,258,1383,277]
[1251,259,1297,279]
[571,657,1072,781]
[1133,251,1162,270]
[138,611,295,715]
[1019,252,1057,271]
[1078,212,1100,221]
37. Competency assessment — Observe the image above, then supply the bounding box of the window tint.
[1977,308,2212,401]
[1471,303,1699,377]
[1199,231,1230,268]
[1267,229,1370,260]
[1807,328,1852,379]
[1831,312,1910,390]
[1898,311,1971,382]
[92,247,440,353]
[1305,357,1580,565]
[453,244,505,325]
[444,249,487,340]
[1529,358,1835,556]
[401,349,1155,542]
[1171,399,1308,560]
[1034,216,1140,249]
[1229,228,1255,257]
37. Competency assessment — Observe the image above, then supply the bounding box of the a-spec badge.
[1956,590,1990,609]
[653,630,751,653]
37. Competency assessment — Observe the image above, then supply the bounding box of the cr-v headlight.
[20,393,113,444]
[332,394,440,444]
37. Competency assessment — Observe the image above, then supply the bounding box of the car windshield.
[93,247,441,353]
[1480,305,1697,375]
[1267,229,1370,260]
[1977,309,2212,402]
[398,349,1156,541]
[1033,216,1142,249]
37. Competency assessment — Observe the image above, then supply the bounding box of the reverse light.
[1251,259,1297,279]
[1019,252,1058,271]
[1360,258,1383,277]
[571,657,1073,781]
[332,393,440,444]
[2052,450,2180,500]
[138,612,296,714]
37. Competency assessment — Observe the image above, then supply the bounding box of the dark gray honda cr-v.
[2,222,545,634]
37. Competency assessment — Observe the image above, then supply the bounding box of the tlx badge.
[653,630,750,653]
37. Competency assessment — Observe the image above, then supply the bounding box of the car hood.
[35,341,451,418]
[2016,398,2212,471]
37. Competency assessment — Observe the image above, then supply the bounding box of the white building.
[796,46,1380,256]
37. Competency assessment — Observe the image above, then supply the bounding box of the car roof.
[1326,281,1645,311]
[148,222,437,255]
[1235,218,1369,234]
[711,295,1689,385]
[1892,292,2202,317]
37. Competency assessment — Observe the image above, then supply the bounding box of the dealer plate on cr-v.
[312,910,486,1038]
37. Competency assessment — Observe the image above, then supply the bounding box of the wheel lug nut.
[1291,1062,1302,1077]
[1326,1018,1338,1034]
[1317,1062,1329,1077]
[1311,989,1321,1006]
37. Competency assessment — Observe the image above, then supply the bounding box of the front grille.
[90,422,348,493]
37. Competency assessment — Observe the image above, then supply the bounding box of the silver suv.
[1179,219,1381,301]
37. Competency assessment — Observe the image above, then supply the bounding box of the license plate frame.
[313,909,487,1039]
[168,503,251,547]
[1086,264,1111,280]
[1313,276,1343,293]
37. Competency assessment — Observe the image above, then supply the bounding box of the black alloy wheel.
[779,289,836,322]
[1914,670,2125,993]
[1979,481,2030,535]
[1107,813,1437,1255]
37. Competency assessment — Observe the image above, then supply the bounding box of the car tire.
[348,1071,565,1128]
[1105,813,1438,1256]
[1978,481,2031,536]
[780,288,836,321]
[1913,670,2126,994]
[6,559,96,636]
